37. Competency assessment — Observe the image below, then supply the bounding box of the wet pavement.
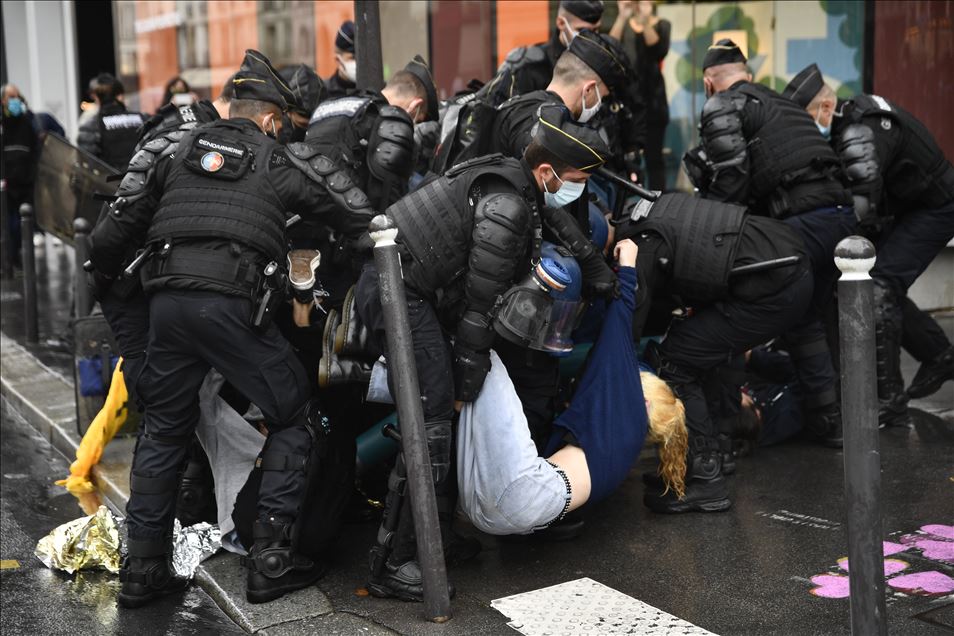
[0,397,245,635]
[0,236,952,634]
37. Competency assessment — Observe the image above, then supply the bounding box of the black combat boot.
[245,520,326,604]
[175,441,217,526]
[118,538,189,608]
[335,285,371,357]
[318,308,373,388]
[369,559,457,602]
[907,345,954,399]
[644,437,731,514]
[804,402,843,447]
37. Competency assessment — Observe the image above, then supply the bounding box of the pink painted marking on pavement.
[882,541,907,556]
[836,557,909,575]
[810,574,850,598]
[913,539,954,564]
[921,525,954,541]
[886,571,954,596]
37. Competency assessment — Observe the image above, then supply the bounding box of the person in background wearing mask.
[1,84,37,266]
[682,40,855,452]
[161,76,197,107]
[326,20,357,99]
[783,63,954,424]
[611,0,671,191]
[77,73,146,171]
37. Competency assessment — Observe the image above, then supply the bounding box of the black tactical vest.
[734,83,851,218]
[634,193,748,302]
[847,94,954,209]
[387,154,540,296]
[147,120,288,264]
[97,102,145,171]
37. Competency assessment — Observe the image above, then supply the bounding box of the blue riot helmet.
[493,243,583,357]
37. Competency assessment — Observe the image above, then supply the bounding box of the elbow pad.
[456,310,496,351]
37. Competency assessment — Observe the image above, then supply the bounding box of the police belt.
[145,245,263,293]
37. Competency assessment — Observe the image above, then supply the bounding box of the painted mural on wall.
[657,1,865,190]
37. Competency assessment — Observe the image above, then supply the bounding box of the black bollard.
[834,236,887,636]
[20,203,38,343]
[354,0,384,92]
[73,217,93,317]
[369,215,451,622]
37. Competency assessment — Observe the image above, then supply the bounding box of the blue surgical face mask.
[543,171,586,208]
[6,97,25,117]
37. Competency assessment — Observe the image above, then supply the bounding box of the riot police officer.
[616,193,812,512]
[88,63,367,608]
[326,20,358,99]
[783,64,954,425]
[352,105,610,600]
[685,40,855,447]
[279,63,325,143]
[77,73,146,171]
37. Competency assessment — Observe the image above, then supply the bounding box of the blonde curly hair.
[641,371,688,499]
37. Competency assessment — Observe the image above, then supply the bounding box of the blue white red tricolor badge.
[201,151,225,172]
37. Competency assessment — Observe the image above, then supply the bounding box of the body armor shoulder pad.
[701,92,746,166]
[287,141,321,162]
[367,105,415,182]
[836,123,879,184]
[502,44,546,69]
[115,127,183,203]
[284,144,372,215]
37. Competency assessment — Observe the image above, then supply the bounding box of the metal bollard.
[354,0,385,91]
[73,217,93,317]
[834,236,887,636]
[20,203,38,343]
[369,215,451,622]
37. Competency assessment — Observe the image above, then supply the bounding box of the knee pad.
[424,419,453,486]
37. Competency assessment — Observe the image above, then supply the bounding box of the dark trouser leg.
[873,279,910,427]
[355,265,456,599]
[647,269,813,513]
[100,287,151,406]
[902,296,954,398]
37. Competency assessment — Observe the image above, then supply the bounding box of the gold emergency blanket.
[34,505,121,574]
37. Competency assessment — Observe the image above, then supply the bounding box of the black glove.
[683,145,713,192]
[452,344,491,402]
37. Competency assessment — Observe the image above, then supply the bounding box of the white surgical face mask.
[343,59,357,83]
[577,85,602,123]
[543,171,586,208]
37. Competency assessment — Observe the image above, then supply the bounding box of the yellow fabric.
[55,358,129,494]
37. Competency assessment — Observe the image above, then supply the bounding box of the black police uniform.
[833,94,954,420]
[353,153,542,598]
[617,193,812,512]
[77,100,146,171]
[689,44,853,438]
[90,116,362,605]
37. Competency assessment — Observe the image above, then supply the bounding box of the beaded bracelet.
[541,460,573,528]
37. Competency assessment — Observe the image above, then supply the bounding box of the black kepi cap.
[403,55,439,122]
[232,71,288,110]
[702,38,747,71]
[568,29,628,90]
[239,49,296,112]
[280,64,325,115]
[782,63,825,108]
[336,20,355,54]
[560,0,604,24]
[532,103,609,172]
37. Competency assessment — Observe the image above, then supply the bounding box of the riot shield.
[33,132,118,244]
